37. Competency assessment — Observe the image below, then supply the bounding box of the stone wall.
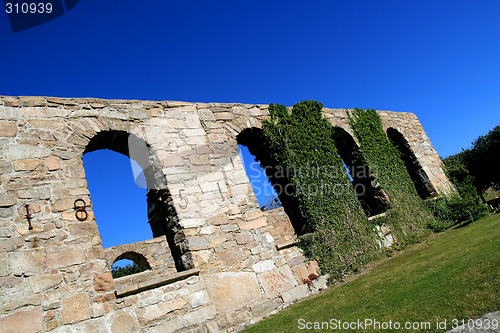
[104,236,177,276]
[0,96,452,332]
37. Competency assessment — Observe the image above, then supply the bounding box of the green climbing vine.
[347,108,435,246]
[261,101,379,280]
[259,103,436,281]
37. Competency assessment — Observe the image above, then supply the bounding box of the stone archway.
[83,130,186,271]
[332,127,390,216]
[236,127,310,235]
[387,128,437,199]
[112,251,152,272]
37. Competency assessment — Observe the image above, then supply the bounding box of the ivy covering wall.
[260,103,436,280]
[347,108,435,245]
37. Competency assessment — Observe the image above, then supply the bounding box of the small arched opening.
[237,128,309,234]
[111,251,151,278]
[386,128,437,199]
[83,130,185,271]
[332,127,390,216]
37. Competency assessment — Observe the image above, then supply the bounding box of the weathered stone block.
[45,156,62,170]
[61,294,91,324]
[29,274,63,293]
[10,250,45,275]
[139,304,167,323]
[21,97,45,107]
[220,224,239,232]
[91,301,109,318]
[250,298,282,317]
[206,272,260,314]
[164,305,217,333]
[197,108,216,121]
[258,266,297,298]
[207,215,229,225]
[188,290,210,308]
[219,247,245,266]
[52,198,77,212]
[93,272,115,292]
[180,218,204,228]
[13,159,41,171]
[200,226,216,235]
[68,221,99,237]
[235,231,253,244]
[0,307,42,333]
[108,310,141,333]
[186,113,201,128]
[2,97,20,107]
[28,119,66,130]
[213,112,234,120]
[238,217,267,230]
[0,121,17,137]
[45,247,86,270]
[17,186,51,200]
[281,284,310,303]
[294,263,310,283]
[252,259,276,273]
[0,192,16,207]
[244,209,262,221]
[4,144,50,160]
[217,309,251,330]
[184,237,211,251]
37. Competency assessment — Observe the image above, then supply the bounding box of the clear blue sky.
[2,1,499,249]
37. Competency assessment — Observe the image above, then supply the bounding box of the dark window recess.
[84,130,186,271]
[387,128,437,199]
[237,128,309,235]
[332,127,390,217]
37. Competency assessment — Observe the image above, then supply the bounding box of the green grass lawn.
[245,214,500,332]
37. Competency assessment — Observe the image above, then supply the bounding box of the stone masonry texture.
[0,96,452,332]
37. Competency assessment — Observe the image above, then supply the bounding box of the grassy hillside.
[245,214,500,332]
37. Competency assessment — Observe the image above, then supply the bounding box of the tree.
[462,125,500,195]
[111,262,143,278]
[442,153,480,203]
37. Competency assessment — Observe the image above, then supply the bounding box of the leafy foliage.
[347,109,435,245]
[436,141,491,225]
[111,262,143,279]
[424,128,494,229]
[424,194,461,229]
[442,154,482,204]
[262,101,379,280]
[451,125,500,195]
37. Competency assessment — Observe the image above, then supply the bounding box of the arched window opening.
[237,128,308,234]
[83,130,185,271]
[332,127,389,217]
[237,144,282,211]
[111,252,151,278]
[83,150,149,246]
[386,128,437,199]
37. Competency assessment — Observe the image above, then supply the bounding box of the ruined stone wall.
[0,96,451,332]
